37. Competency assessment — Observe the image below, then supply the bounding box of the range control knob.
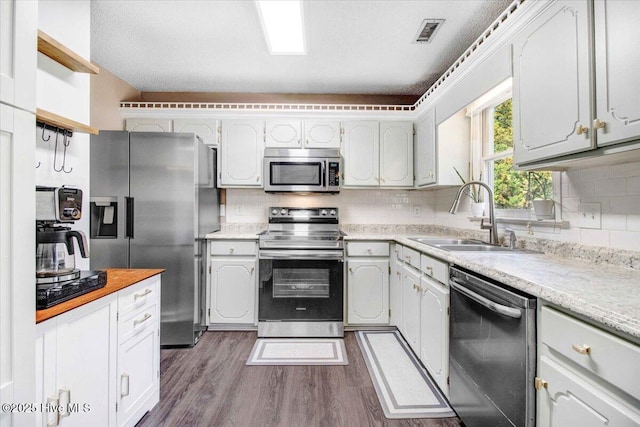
[321,209,328,216]
[271,208,279,215]
[329,209,336,216]
[280,208,287,215]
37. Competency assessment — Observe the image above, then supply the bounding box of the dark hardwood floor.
[137,331,463,427]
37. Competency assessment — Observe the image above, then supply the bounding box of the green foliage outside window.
[492,99,552,209]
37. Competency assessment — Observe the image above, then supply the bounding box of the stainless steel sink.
[408,238,483,245]
[407,237,543,254]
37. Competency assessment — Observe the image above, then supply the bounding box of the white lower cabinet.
[537,305,640,427]
[116,277,161,427]
[397,244,450,397]
[389,244,403,327]
[346,241,390,325]
[35,276,161,427]
[208,240,257,325]
[36,296,117,427]
[419,276,449,396]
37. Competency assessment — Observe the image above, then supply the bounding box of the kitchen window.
[468,79,557,219]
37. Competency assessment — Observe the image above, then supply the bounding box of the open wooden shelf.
[36,108,99,135]
[37,30,99,74]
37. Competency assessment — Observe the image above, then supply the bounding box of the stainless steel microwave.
[263,148,340,193]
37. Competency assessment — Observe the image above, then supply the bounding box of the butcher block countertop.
[36,268,164,323]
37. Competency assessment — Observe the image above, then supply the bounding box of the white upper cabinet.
[593,0,640,147]
[304,120,341,148]
[219,119,264,187]
[342,121,414,188]
[342,121,380,186]
[414,109,436,186]
[125,119,173,132]
[173,118,219,146]
[379,121,413,187]
[0,0,37,112]
[265,119,302,148]
[512,0,593,166]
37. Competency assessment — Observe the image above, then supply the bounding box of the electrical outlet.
[413,206,421,217]
[577,203,601,229]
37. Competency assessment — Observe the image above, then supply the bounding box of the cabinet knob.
[593,119,606,130]
[229,247,234,253]
[534,377,548,390]
[256,176,260,182]
[58,388,71,418]
[425,266,433,275]
[571,343,591,355]
[250,267,255,275]
[366,248,372,254]
[349,267,354,274]
[576,124,588,136]
[47,395,60,426]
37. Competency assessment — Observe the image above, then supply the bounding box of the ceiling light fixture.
[256,0,306,55]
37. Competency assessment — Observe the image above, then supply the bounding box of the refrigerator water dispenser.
[90,197,118,238]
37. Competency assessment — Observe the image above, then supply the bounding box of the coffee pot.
[36,228,88,283]
[36,186,89,285]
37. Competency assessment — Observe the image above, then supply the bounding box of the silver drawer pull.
[134,288,152,300]
[134,313,152,326]
[58,388,70,418]
[425,266,433,274]
[121,373,130,397]
[46,396,60,427]
[572,344,591,355]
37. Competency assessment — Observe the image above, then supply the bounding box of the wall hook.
[53,129,64,172]
[61,132,73,173]
[36,161,41,168]
[40,123,51,142]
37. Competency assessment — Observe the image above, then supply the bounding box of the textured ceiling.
[91,0,513,96]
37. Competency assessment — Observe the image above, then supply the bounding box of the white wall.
[36,0,91,270]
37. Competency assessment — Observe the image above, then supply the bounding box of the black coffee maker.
[36,186,106,309]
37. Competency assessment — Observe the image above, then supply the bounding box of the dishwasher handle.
[451,278,522,319]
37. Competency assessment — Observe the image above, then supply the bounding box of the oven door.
[264,158,327,192]
[258,250,343,321]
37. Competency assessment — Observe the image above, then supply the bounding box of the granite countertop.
[36,268,164,324]
[347,232,640,342]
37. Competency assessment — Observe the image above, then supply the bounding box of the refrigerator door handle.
[125,196,134,238]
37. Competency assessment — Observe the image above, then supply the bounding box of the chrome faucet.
[449,181,498,245]
[505,228,517,249]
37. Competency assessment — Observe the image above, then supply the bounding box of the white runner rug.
[246,338,349,366]
[356,330,455,419]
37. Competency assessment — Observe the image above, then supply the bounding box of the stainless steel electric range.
[258,207,344,337]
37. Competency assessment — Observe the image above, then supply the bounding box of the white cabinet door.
[537,355,640,427]
[414,110,436,187]
[117,319,159,427]
[401,265,421,354]
[0,0,36,112]
[347,259,389,325]
[40,297,118,427]
[209,258,256,324]
[304,120,341,148]
[419,276,450,397]
[594,0,640,147]
[173,118,219,146]
[342,121,379,186]
[1,105,35,427]
[379,122,413,187]
[512,0,593,166]
[125,119,172,132]
[265,120,302,148]
[389,245,403,328]
[219,120,264,187]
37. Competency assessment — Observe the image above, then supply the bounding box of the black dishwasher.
[449,266,536,427]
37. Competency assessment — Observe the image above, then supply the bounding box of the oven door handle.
[259,250,344,260]
[450,279,521,319]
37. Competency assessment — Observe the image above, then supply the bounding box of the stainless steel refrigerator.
[89,131,220,347]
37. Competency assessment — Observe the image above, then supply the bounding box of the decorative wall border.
[119,0,526,114]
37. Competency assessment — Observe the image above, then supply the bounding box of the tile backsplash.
[224,160,640,252]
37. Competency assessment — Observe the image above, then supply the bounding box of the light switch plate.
[577,203,601,229]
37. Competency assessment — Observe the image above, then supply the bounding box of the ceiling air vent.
[414,19,445,43]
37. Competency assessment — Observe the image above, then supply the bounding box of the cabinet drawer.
[347,241,389,257]
[119,302,159,344]
[402,246,420,269]
[541,306,640,401]
[209,240,257,256]
[118,276,160,316]
[420,254,448,284]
